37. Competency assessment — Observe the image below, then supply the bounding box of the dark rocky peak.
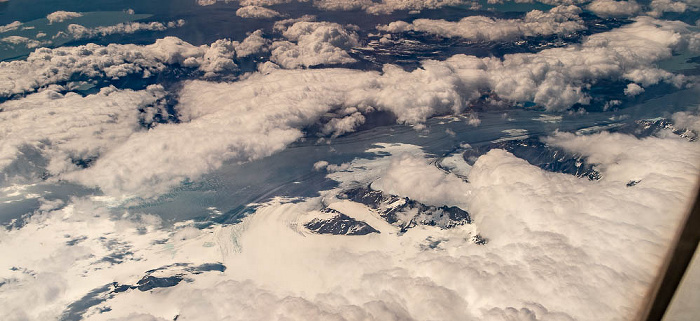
[624,118,697,141]
[305,208,379,236]
[338,186,471,233]
[462,137,601,180]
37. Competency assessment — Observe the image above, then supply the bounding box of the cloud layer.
[0,17,695,197]
[0,86,167,184]
[378,5,585,41]
[46,11,83,24]
[1,1,699,320]
[0,33,266,97]
[62,20,186,40]
[587,0,642,17]
[271,21,360,68]
[2,129,698,320]
[199,0,474,14]
[236,5,284,18]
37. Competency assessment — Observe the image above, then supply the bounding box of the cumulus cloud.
[313,160,330,171]
[240,0,295,5]
[648,0,695,16]
[321,111,366,137]
[389,16,698,111]
[467,16,699,110]
[1,35,46,48]
[624,82,645,96]
[586,0,642,17]
[62,20,186,40]
[0,21,22,33]
[235,29,271,57]
[0,33,268,97]
[236,5,284,18]
[0,20,185,51]
[197,0,476,14]
[271,21,360,68]
[197,0,289,6]
[497,0,590,5]
[46,11,83,24]
[313,0,469,14]
[378,5,585,41]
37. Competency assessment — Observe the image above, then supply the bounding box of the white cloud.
[313,160,329,170]
[197,39,242,76]
[273,14,317,32]
[235,29,270,57]
[62,71,352,196]
[311,0,373,11]
[624,82,645,96]
[63,20,186,40]
[5,129,695,320]
[499,0,590,5]
[64,62,472,196]
[5,15,691,109]
[0,196,197,321]
[46,11,83,24]
[313,0,469,14]
[469,16,699,110]
[533,114,563,123]
[465,113,481,126]
[197,0,477,14]
[545,131,699,185]
[198,0,297,6]
[240,0,296,5]
[0,5,699,321]
[371,151,470,206]
[321,111,366,137]
[0,18,696,198]
[236,5,284,18]
[0,86,167,183]
[587,0,642,17]
[1,36,45,48]
[0,19,199,67]
[671,107,700,134]
[38,18,699,196]
[378,5,585,41]
[271,21,360,68]
[649,0,689,16]
[372,17,695,113]
[0,21,22,33]
[0,33,268,97]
